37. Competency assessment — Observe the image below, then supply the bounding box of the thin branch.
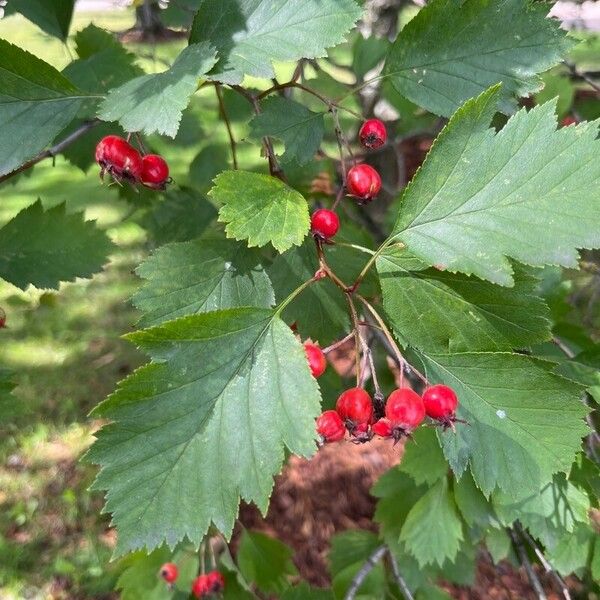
[344,545,387,600]
[387,549,415,600]
[563,60,600,95]
[323,331,355,354]
[215,83,238,169]
[509,528,547,600]
[516,523,571,600]
[0,119,100,185]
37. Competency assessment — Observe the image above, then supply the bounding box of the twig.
[516,523,572,600]
[344,545,387,600]
[0,119,100,184]
[214,83,238,169]
[323,331,355,354]
[387,549,415,600]
[509,528,547,600]
[563,60,600,95]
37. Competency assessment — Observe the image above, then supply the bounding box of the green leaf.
[249,97,325,166]
[98,43,217,137]
[400,427,447,486]
[378,248,551,352]
[189,0,362,84]
[281,583,334,600]
[484,528,512,564]
[116,547,199,600]
[546,523,594,576]
[400,478,464,567]
[210,171,309,253]
[189,144,230,194]
[237,530,297,594]
[87,308,321,555]
[133,236,275,328]
[0,200,115,290]
[412,351,589,498]
[74,23,124,58]
[454,471,499,529]
[352,35,389,80]
[384,0,571,117]
[6,0,75,40]
[142,189,217,246]
[592,537,600,582]
[389,87,600,286]
[535,72,574,119]
[0,40,87,177]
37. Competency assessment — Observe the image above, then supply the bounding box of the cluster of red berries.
[316,384,460,444]
[160,563,225,598]
[310,119,386,241]
[95,135,170,190]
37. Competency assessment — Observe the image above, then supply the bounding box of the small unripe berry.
[311,209,339,239]
[422,384,458,421]
[159,562,178,584]
[141,154,170,189]
[359,119,387,149]
[346,164,381,202]
[304,341,327,378]
[385,388,425,431]
[372,418,393,438]
[336,388,373,425]
[95,135,143,181]
[316,410,345,442]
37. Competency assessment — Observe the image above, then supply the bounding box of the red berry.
[159,562,178,584]
[192,574,210,598]
[422,385,458,421]
[359,119,387,149]
[385,388,425,432]
[311,209,339,240]
[372,418,393,438]
[95,135,143,182]
[304,341,327,378]
[336,388,373,426]
[346,164,381,201]
[206,570,225,593]
[141,154,170,189]
[0,307,5,329]
[561,115,577,127]
[316,410,345,443]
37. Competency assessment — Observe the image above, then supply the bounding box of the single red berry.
[0,307,6,329]
[206,571,225,593]
[372,418,393,438]
[304,341,327,378]
[560,115,577,127]
[346,164,382,202]
[385,388,425,432]
[359,119,387,149]
[316,410,345,443]
[159,562,178,584]
[192,574,210,598]
[336,387,373,426]
[95,135,143,182]
[311,209,339,240]
[422,384,458,421]
[141,154,170,189]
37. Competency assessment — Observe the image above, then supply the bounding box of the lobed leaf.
[5,0,75,40]
[390,87,600,285]
[384,0,571,117]
[0,200,115,290]
[87,308,321,555]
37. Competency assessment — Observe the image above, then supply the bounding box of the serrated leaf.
[484,528,512,564]
[400,427,447,486]
[189,144,230,194]
[0,40,87,177]
[378,248,551,352]
[546,523,594,576]
[87,308,321,555]
[6,0,75,40]
[384,0,571,117]
[211,171,309,253]
[74,23,123,58]
[389,87,600,286]
[189,0,362,84]
[237,531,297,594]
[412,351,589,498]
[400,478,464,567]
[0,200,115,290]
[454,470,499,529]
[98,43,217,137]
[133,237,275,327]
[249,97,325,166]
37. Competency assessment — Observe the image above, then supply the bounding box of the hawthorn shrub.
[0,0,599,598]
